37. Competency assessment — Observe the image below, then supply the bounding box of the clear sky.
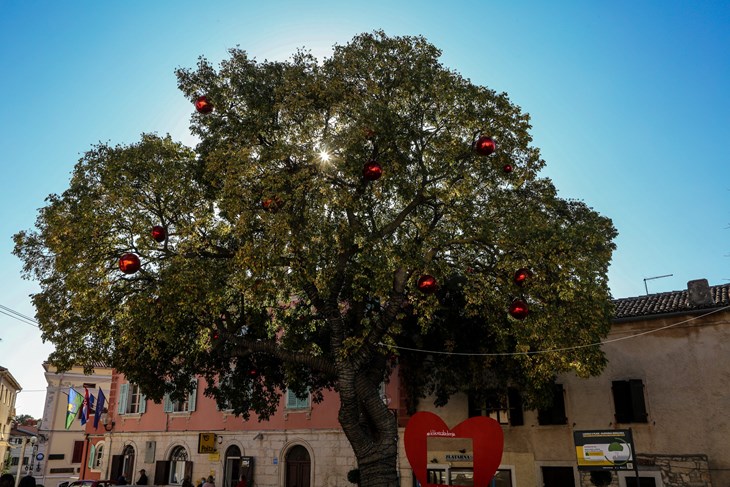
[1,1,728,418]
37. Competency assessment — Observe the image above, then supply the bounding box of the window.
[163,381,197,413]
[118,383,147,414]
[468,388,524,426]
[10,457,19,466]
[537,384,567,425]
[89,442,104,470]
[72,440,85,463]
[286,389,310,409]
[612,380,648,423]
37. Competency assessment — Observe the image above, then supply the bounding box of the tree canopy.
[14,31,616,486]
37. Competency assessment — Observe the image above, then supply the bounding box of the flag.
[80,387,90,425]
[94,388,106,429]
[65,388,83,429]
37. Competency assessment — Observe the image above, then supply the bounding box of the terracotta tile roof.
[613,283,730,320]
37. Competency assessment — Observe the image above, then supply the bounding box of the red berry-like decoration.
[474,136,497,156]
[363,161,383,181]
[417,274,438,294]
[151,225,167,243]
[194,95,213,114]
[261,197,281,212]
[509,299,529,320]
[503,164,513,173]
[514,268,532,285]
[118,253,141,274]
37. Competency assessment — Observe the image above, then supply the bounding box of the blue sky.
[1,1,728,417]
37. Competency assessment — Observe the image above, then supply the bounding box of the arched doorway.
[122,445,135,481]
[168,445,189,485]
[285,445,310,487]
[224,445,241,487]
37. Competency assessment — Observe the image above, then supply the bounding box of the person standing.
[136,470,148,485]
[202,476,215,487]
[235,474,247,487]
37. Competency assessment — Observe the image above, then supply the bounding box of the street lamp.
[28,436,39,474]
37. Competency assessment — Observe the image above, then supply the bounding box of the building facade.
[36,362,113,487]
[0,366,22,474]
[60,281,730,486]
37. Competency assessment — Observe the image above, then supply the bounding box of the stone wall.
[578,454,712,487]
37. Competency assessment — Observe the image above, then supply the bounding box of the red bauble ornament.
[194,95,213,114]
[417,274,438,294]
[363,161,383,181]
[151,225,167,243]
[261,197,282,212]
[503,164,513,173]
[509,299,529,320]
[514,268,532,285]
[118,253,141,274]
[474,136,497,156]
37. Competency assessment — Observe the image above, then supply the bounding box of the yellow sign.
[208,453,220,462]
[198,433,217,454]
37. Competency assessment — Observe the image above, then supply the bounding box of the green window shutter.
[139,393,147,413]
[188,381,197,412]
[286,389,298,408]
[118,383,129,414]
[163,394,173,413]
[88,444,96,469]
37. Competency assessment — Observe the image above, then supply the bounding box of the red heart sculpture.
[405,412,504,486]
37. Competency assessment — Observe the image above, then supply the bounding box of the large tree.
[14,32,616,486]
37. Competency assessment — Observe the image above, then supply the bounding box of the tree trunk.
[338,366,400,487]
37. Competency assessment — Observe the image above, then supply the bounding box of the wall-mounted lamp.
[252,433,263,441]
[217,435,223,445]
[101,412,115,432]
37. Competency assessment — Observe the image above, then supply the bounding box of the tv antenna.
[643,274,673,295]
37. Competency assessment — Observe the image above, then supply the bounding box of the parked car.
[66,480,116,487]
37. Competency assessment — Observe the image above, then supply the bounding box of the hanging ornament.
[248,368,258,377]
[118,253,141,274]
[509,299,529,320]
[417,274,438,294]
[151,225,167,243]
[363,161,383,181]
[503,164,513,173]
[194,95,213,114]
[261,197,282,212]
[474,136,497,156]
[514,268,532,285]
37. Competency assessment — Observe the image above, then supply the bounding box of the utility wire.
[380,305,730,357]
[0,306,39,328]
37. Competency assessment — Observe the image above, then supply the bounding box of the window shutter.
[88,444,96,469]
[286,389,298,409]
[110,455,124,480]
[188,381,197,412]
[612,380,632,423]
[537,384,567,425]
[139,394,147,414]
[629,379,648,422]
[118,383,129,414]
[154,461,171,485]
[163,394,173,413]
[508,388,524,426]
[72,440,85,463]
[184,461,194,480]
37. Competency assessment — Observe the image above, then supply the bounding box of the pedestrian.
[0,474,15,487]
[181,476,194,487]
[136,470,148,485]
[197,478,206,487]
[19,476,36,487]
[117,475,128,486]
[202,476,215,487]
[235,474,247,487]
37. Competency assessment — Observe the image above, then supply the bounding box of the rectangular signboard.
[198,433,217,454]
[574,430,634,471]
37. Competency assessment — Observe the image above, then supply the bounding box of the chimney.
[687,279,713,306]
